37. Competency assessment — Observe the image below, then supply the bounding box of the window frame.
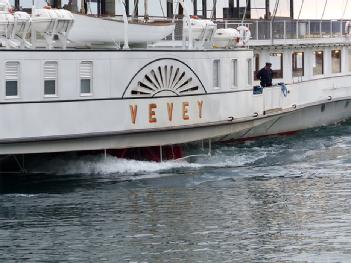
[269,53,284,79]
[43,61,58,98]
[331,49,342,74]
[5,61,20,99]
[292,51,304,77]
[213,59,221,89]
[313,50,324,76]
[232,59,238,89]
[80,61,93,96]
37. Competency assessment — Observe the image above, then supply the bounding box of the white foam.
[28,143,275,177]
[4,193,37,197]
[32,155,203,175]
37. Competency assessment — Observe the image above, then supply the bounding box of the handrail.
[213,18,349,41]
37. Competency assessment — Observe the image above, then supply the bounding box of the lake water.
[1,122,351,262]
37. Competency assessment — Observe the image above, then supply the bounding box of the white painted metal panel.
[44,61,57,80]
[80,61,93,79]
[5,61,19,80]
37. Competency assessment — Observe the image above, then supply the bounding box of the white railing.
[215,19,348,41]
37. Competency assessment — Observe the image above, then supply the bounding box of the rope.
[321,0,328,21]
[271,0,280,23]
[133,0,139,17]
[172,0,179,23]
[210,0,217,20]
[297,0,305,20]
[241,0,249,25]
[132,0,139,18]
[342,0,349,19]
[159,0,165,17]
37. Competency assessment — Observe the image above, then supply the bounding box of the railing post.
[340,20,343,37]
[270,21,273,40]
[283,20,286,39]
[296,21,298,39]
[320,21,322,38]
[118,0,129,49]
[330,20,332,37]
[179,0,193,49]
[256,20,259,40]
[308,20,311,38]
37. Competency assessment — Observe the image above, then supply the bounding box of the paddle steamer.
[1,0,351,164]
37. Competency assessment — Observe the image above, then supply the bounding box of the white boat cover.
[213,28,240,48]
[68,14,175,44]
[31,8,74,34]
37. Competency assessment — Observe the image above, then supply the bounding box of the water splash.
[26,122,351,178]
[31,155,202,175]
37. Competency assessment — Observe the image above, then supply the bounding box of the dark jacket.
[256,67,273,87]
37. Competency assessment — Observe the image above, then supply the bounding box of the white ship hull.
[1,98,351,155]
[1,48,351,155]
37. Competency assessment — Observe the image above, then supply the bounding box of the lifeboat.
[31,8,74,34]
[183,18,216,41]
[212,28,240,48]
[68,14,175,44]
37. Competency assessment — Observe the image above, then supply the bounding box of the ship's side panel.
[0,50,261,154]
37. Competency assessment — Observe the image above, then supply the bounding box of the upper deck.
[217,19,351,47]
[0,0,349,51]
[1,6,350,51]
[150,17,351,51]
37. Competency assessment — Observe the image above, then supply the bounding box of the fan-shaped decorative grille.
[123,59,206,98]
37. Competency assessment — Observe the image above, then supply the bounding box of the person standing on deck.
[256,62,273,87]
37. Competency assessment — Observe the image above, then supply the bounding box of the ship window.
[254,54,260,80]
[80,61,93,95]
[269,53,283,79]
[247,58,253,85]
[5,61,19,98]
[232,59,238,88]
[313,51,324,75]
[213,59,220,88]
[44,61,58,96]
[292,52,304,77]
[332,49,341,73]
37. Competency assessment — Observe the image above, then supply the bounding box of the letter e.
[183,102,190,120]
[149,103,157,123]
